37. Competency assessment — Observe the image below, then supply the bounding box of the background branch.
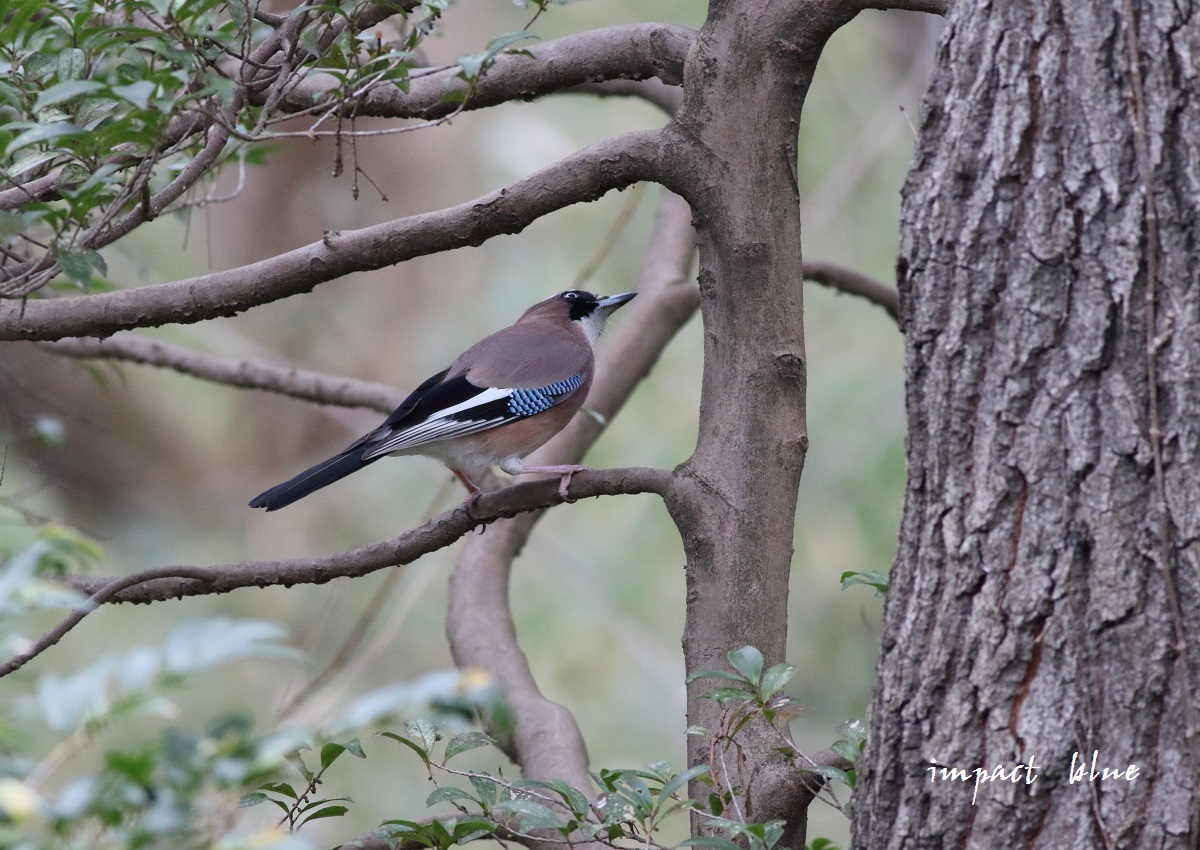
[39,335,404,413]
[0,131,663,341]
[803,260,900,323]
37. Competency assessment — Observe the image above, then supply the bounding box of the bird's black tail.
[249,450,377,511]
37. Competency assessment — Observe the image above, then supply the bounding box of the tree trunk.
[660,0,856,840]
[857,1,1200,848]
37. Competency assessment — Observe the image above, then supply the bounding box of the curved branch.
[446,190,698,824]
[280,24,693,120]
[38,335,404,413]
[803,260,900,323]
[0,130,664,342]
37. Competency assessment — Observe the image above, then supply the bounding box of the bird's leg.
[499,459,590,502]
[452,468,483,510]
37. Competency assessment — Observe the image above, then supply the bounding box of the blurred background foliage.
[0,1,940,846]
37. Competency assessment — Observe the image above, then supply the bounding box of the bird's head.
[519,289,637,343]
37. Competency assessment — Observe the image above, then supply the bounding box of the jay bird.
[249,289,635,511]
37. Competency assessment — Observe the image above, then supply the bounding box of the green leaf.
[320,742,346,770]
[239,791,270,807]
[444,731,492,761]
[840,570,889,596]
[111,81,157,110]
[839,718,867,743]
[33,80,104,112]
[468,774,499,808]
[492,798,564,831]
[227,0,250,27]
[812,765,852,787]
[759,663,796,700]
[23,53,58,81]
[727,646,764,684]
[300,804,349,824]
[512,779,588,817]
[805,838,841,850]
[452,819,497,843]
[5,122,82,156]
[456,31,538,81]
[700,687,755,704]
[319,738,365,770]
[404,718,439,753]
[425,786,477,807]
[380,732,432,767]
[659,764,710,802]
[260,782,298,799]
[57,48,87,82]
[52,248,94,287]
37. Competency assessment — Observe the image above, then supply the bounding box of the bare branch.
[279,24,693,120]
[803,259,900,323]
[39,335,404,413]
[0,131,664,342]
[446,191,697,814]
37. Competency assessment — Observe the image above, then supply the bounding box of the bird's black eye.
[560,289,592,302]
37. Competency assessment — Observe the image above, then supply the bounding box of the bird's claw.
[463,488,484,521]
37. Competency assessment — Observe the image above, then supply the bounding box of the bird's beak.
[596,292,637,316]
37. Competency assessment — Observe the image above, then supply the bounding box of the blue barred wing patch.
[507,374,583,417]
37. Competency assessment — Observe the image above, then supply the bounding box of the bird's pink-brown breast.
[453,385,590,465]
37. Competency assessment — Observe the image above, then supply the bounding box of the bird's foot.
[555,465,589,503]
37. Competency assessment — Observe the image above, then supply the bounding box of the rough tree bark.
[857,1,1200,848]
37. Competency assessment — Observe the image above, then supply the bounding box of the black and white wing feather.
[359,373,583,459]
[248,371,582,511]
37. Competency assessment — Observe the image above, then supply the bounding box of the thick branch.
[803,260,900,323]
[858,0,948,12]
[39,335,403,413]
[280,24,693,120]
[0,131,664,342]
